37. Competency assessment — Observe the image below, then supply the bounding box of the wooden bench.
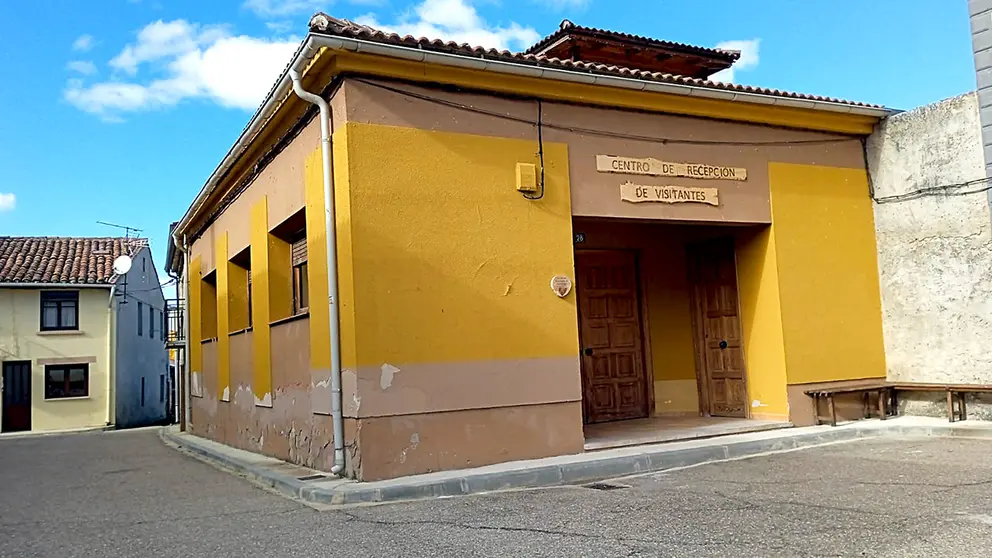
[887,383,992,423]
[805,384,894,427]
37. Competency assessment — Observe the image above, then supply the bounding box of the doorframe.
[1,360,33,433]
[686,237,750,419]
[574,248,656,424]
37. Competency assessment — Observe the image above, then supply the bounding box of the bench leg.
[959,392,967,421]
[828,395,837,427]
[878,389,887,421]
[947,391,955,423]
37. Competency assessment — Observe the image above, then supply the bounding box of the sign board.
[620,182,719,206]
[551,275,573,298]
[597,155,746,181]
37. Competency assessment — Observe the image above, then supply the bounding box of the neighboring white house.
[0,237,170,433]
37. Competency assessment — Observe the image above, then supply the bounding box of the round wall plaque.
[551,275,572,298]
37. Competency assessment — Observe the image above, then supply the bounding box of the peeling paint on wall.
[380,363,400,390]
[255,392,272,407]
[190,371,203,397]
[312,371,333,415]
[399,432,420,464]
[221,386,230,402]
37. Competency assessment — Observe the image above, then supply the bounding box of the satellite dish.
[113,255,133,275]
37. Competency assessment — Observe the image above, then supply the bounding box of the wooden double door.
[687,238,748,418]
[575,251,650,424]
[576,238,748,424]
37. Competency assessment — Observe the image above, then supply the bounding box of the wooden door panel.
[689,238,748,418]
[576,251,649,424]
[2,361,32,433]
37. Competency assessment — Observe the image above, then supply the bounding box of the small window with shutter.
[291,235,309,314]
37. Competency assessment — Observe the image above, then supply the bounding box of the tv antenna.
[97,221,141,306]
[97,221,142,239]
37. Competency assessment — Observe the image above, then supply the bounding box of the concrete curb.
[0,425,114,440]
[160,418,992,506]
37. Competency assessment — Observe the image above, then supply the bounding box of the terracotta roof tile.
[0,237,148,285]
[307,13,883,110]
[524,19,741,61]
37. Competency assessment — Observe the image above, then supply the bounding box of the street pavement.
[2,428,991,557]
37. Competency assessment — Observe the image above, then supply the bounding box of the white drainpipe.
[181,235,191,431]
[287,68,346,476]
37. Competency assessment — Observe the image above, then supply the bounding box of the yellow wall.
[768,163,887,385]
[339,121,578,367]
[228,262,249,333]
[215,233,231,401]
[200,280,217,340]
[735,227,790,420]
[642,242,696,384]
[305,148,331,373]
[0,288,112,432]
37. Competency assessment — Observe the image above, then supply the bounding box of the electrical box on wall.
[516,163,538,193]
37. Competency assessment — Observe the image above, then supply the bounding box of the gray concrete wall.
[867,92,992,394]
[114,247,169,428]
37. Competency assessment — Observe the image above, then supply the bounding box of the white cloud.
[72,34,95,52]
[67,60,97,75]
[0,193,15,212]
[243,0,328,17]
[110,20,229,75]
[710,39,760,83]
[356,0,539,52]
[265,20,294,33]
[64,20,298,120]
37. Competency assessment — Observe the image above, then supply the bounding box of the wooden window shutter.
[291,237,307,266]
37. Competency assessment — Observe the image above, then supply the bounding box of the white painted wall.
[0,288,113,432]
[113,246,169,427]
[867,92,992,384]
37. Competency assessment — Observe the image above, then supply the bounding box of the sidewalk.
[160,416,992,507]
[1,425,113,439]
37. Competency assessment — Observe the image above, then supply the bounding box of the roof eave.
[317,33,892,117]
[172,31,892,241]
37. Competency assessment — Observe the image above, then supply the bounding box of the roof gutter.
[171,32,893,243]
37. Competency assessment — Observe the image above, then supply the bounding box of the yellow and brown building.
[167,16,892,481]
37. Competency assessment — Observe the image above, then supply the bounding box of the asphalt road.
[1,429,991,557]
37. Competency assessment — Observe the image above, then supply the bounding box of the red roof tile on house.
[307,13,883,109]
[0,237,147,285]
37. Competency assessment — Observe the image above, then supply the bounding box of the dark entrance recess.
[2,361,32,433]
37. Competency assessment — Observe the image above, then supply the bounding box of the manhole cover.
[297,474,327,481]
[582,482,631,491]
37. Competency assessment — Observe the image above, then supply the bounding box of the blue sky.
[0,0,978,281]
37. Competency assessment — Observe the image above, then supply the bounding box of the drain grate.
[582,481,631,491]
[297,474,328,481]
